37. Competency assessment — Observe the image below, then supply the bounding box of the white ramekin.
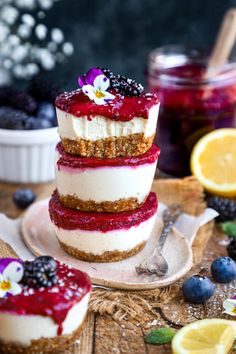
[0,127,59,183]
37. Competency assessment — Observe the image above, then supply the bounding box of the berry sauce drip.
[49,191,158,232]
[56,143,160,170]
[0,262,91,335]
[55,90,159,122]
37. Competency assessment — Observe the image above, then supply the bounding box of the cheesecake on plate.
[0,256,91,354]
[55,142,160,212]
[49,191,158,262]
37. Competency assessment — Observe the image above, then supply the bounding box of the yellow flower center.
[95,90,105,99]
[0,280,11,291]
[232,307,236,314]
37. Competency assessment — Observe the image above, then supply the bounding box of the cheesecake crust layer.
[61,133,155,158]
[0,316,86,354]
[58,240,146,262]
[59,194,144,213]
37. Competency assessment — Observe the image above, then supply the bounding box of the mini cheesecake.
[49,191,158,262]
[0,257,91,354]
[55,90,160,158]
[55,142,160,213]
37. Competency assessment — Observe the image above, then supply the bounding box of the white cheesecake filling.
[55,152,157,204]
[56,103,159,141]
[53,213,156,255]
[0,293,89,347]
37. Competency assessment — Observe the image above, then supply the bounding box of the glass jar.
[147,45,236,177]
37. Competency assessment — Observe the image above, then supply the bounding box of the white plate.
[21,199,193,290]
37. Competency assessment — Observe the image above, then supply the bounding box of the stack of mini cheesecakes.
[49,68,160,262]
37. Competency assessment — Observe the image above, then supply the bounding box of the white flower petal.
[103,91,115,101]
[0,289,6,298]
[0,274,3,282]
[93,96,107,105]
[10,282,22,296]
[94,75,110,91]
[223,299,236,316]
[3,261,24,283]
[82,84,96,100]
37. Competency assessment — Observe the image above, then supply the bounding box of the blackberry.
[101,69,144,97]
[101,68,114,79]
[28,78,62,102]
[23,256,58,288]
[227,239,236,261]
[207,196,236,222]
[0,87,37,114]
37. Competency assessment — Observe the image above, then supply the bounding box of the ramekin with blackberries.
[0,79,61,183]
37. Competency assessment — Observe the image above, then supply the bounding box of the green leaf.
[221,222,236,237]
[145,327,176,345]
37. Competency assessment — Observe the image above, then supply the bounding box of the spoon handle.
[157,221,173,252]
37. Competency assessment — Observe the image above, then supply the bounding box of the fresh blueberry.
[37,102,57,125]
[26,116,53,130]
[12,188,36,209]
[0,107,29,130]
[211,256,236,283]
[182,275,215,303]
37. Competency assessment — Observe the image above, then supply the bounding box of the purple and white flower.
[78,67,115,105]
[223,296,236,316]
[0,258,24,298]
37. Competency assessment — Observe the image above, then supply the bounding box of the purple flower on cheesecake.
[0,258,24,298]
[223,296,236,316]
[78,67,115,105]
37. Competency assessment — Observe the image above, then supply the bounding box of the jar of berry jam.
[147,45,236,177]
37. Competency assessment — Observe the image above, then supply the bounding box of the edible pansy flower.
[0,258,24,299]
[223,296,236,316]
[78,67,115,105]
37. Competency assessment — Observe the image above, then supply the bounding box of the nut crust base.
[61,133,154,158]
[59,240,146,263]
[59,193,145,213]
[0,316,86,354]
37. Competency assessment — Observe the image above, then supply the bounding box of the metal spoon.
[135,204,182,276]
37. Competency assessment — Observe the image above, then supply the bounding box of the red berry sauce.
[55,89,159,122]
[0,262,91,335]
[49,191,158,232]
[56,142,160,170]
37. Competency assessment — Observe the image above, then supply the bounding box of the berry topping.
[227,239,236,260]
[101,68,144,97]
[12,188,36,209]
[22,256,58,288]
[182,275,215,303]
[207,196,236,222]
[211,256,236,283]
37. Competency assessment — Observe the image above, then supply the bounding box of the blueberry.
[182,275,215,303]
[211,256,236,283]
[37,102,57,125]
[13,188,36,209]
[26,116,53,130]
[0,107,29,130]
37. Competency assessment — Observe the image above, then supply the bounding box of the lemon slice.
[190,128,236,197]
[172,318,236,354]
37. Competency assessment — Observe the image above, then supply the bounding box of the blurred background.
[1,0,236,89]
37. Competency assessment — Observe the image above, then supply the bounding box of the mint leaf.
[221,222,236,238]
[145,327,175,345]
